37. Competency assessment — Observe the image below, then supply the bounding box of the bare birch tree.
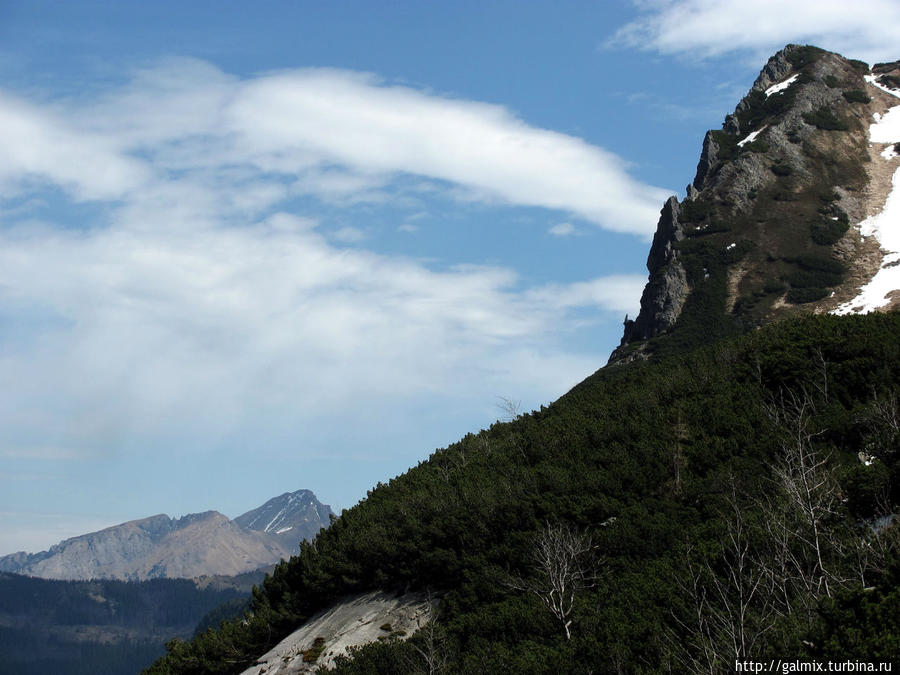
[496,396,522,423]
[510,521,599,640]
[668,484,775,672]
[408,591,449,675]
[765,388,843,603]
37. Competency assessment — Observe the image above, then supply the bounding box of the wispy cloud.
[0,210,640,455]
[609,0,900,64]
[548,222,579,237]
[331,226,367,243]
[2,59,668,235]
[0,61,650,467]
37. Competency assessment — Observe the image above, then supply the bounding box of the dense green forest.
[0,573,247,675]
[147,312,900,673]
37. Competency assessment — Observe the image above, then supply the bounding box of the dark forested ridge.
[0,572,249,675]
[146,312,900,673]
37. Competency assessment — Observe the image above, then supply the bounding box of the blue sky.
[1,1,898,555]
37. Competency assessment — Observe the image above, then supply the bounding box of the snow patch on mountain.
[835,82,900,316]
[867,73,900,97]
[834,167,900,315]
[765,74,798,97]
[738,126,767,147]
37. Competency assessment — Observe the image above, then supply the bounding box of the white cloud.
[0,92,151,200]
[224,68,670,233]
[610,0,900,64]
[0,60,655,474]
[331,226,367,243]
[0,209,634,453]
[548,222,578,237]
[28,60,668,236]
[526,276,645,315]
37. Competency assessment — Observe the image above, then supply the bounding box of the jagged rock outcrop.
[611,45,900,363]
[0,489,332,580]
[620,197,688,344]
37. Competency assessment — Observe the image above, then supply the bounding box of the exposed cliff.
[612,45,900,362]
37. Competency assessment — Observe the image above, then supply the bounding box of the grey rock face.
[610,197,688,361]
[751,44,801,92]
[240,591,435,675]
[629,197,689,341]
[693,131,720,191]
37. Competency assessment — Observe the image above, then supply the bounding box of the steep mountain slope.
[613,45,900,362]
[150,313,900,673]
[0,490,332,581]
[147,47,900,674]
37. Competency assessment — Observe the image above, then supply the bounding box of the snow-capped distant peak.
[233,489,333,542]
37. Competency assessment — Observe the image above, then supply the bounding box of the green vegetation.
[785,287,830,304]
[303,637,327,663]
[803,108,850,131]
[811,213,850,245]
[848,59,870,74]
[779,254,846,305]
[743,138,770,153]
[737,86,798,132]
[679,196,714,223]
[771,162,793,176]
[0,573,246,675]
[842,89,871,104]
[784,257,844,289]
[709,129,740,161]
[763,278,787,294]
[786,46,825,69]
[192,597,251,637]
[878,74,900,89]
[824,75,840,88]
[145,313,900,674]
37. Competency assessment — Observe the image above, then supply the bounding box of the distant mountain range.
[0,489,332,581]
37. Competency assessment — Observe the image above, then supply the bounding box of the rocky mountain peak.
[611,45,900,363]
[234,489,333,550]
